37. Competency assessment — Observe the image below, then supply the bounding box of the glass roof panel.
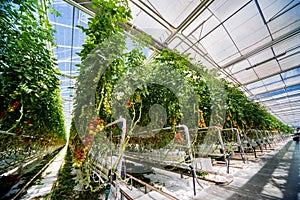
[226,59,250,74]
[265,92,300,104]
[256,88,286,99]
[287,88,300,96]
[174,40,190,53]
[259,0,300,21]
[182,9,213,37]
[200,26,238,63]
[248,48,274,65]
[285,84,300,92]
[188,36,209,55]
[168,37,181,49]
[224,1,270,53]
[129,1,171,43]
[253,60,281,79]
[249,86,268,95]
[284,75,300,86]
[273,34,300,54]
[209,0,250,21]
[282,67,300,79]
[265,1,300,36]
[288,95,300,102]
[262,74,282,84]
[233,69,258,84]
[279,51,300,71]
[264,80,285,91]
[141,0,201,27]
[67,0,300,127]
[246,80,264,90]
[49,0,90,131]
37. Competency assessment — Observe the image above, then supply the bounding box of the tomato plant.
[0,0,66,149]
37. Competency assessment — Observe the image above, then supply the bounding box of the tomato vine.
[0,0,66,149]
[69,0,293,194]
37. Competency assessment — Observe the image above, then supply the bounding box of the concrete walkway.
[21,145,67,200]
[198,139,300,200]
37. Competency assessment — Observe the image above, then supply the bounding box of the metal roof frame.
[66,0,300,128]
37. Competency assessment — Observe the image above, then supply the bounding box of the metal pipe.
[226,154,231,174]
[63,0,95,16]
[189,165,196,196]
[253,146,257,158]
[104,117,126,200]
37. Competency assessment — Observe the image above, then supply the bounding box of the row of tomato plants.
[67,0,293,193]
[0,0,66,150]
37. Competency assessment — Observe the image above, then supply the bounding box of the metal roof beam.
[262,99,300,108]
[222,26,300,69]
[252,82,300,99]
[238,64,300,88]
[257,90,300,103]
[244,67,300,90]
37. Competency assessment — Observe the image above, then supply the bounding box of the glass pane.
[262,75,282,84]
[142,0,202,27]
[209,0,249,21]
[254,61,281,78]
[284,75,300,86]
[200,26,238,63]
[182,9,213,37]
[234,69,258,84]
[265,80,285,91]
[249,86,268,95]
[248,48,274,65]
[281,67,300,79]
[129,1,171,43]
[279,51,300,71]
[246,80,264,90]
[50,0,89,129]
[224,2,270,52]
[267,2,300,36]
[226,59,250,74]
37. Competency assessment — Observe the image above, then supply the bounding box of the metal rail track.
[0,146,63,200]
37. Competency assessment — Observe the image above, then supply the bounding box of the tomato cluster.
[175,132,183,144]
[73,145,85,168]
[7,101,20,112]
[88,117,104,135]
[126,99,132,108]
[72,117,106,168]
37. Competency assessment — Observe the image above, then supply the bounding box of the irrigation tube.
[178,124,204,193]
[222,128,247,164]
[104,117,126,200]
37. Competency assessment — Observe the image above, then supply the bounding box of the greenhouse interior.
[1,0,300,199]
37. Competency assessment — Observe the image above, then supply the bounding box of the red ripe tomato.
[0,110,5,119]
[88,123,94,130]
[16,128,22,136]
[176,132,183,143]
[12,101,20,109]
[176,132,182,140]
[24,138,31,143]
[126,99,132,107]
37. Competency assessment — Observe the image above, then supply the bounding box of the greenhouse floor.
[198,139,300,200]
[16,139,299,200]
[20,145,67,200]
